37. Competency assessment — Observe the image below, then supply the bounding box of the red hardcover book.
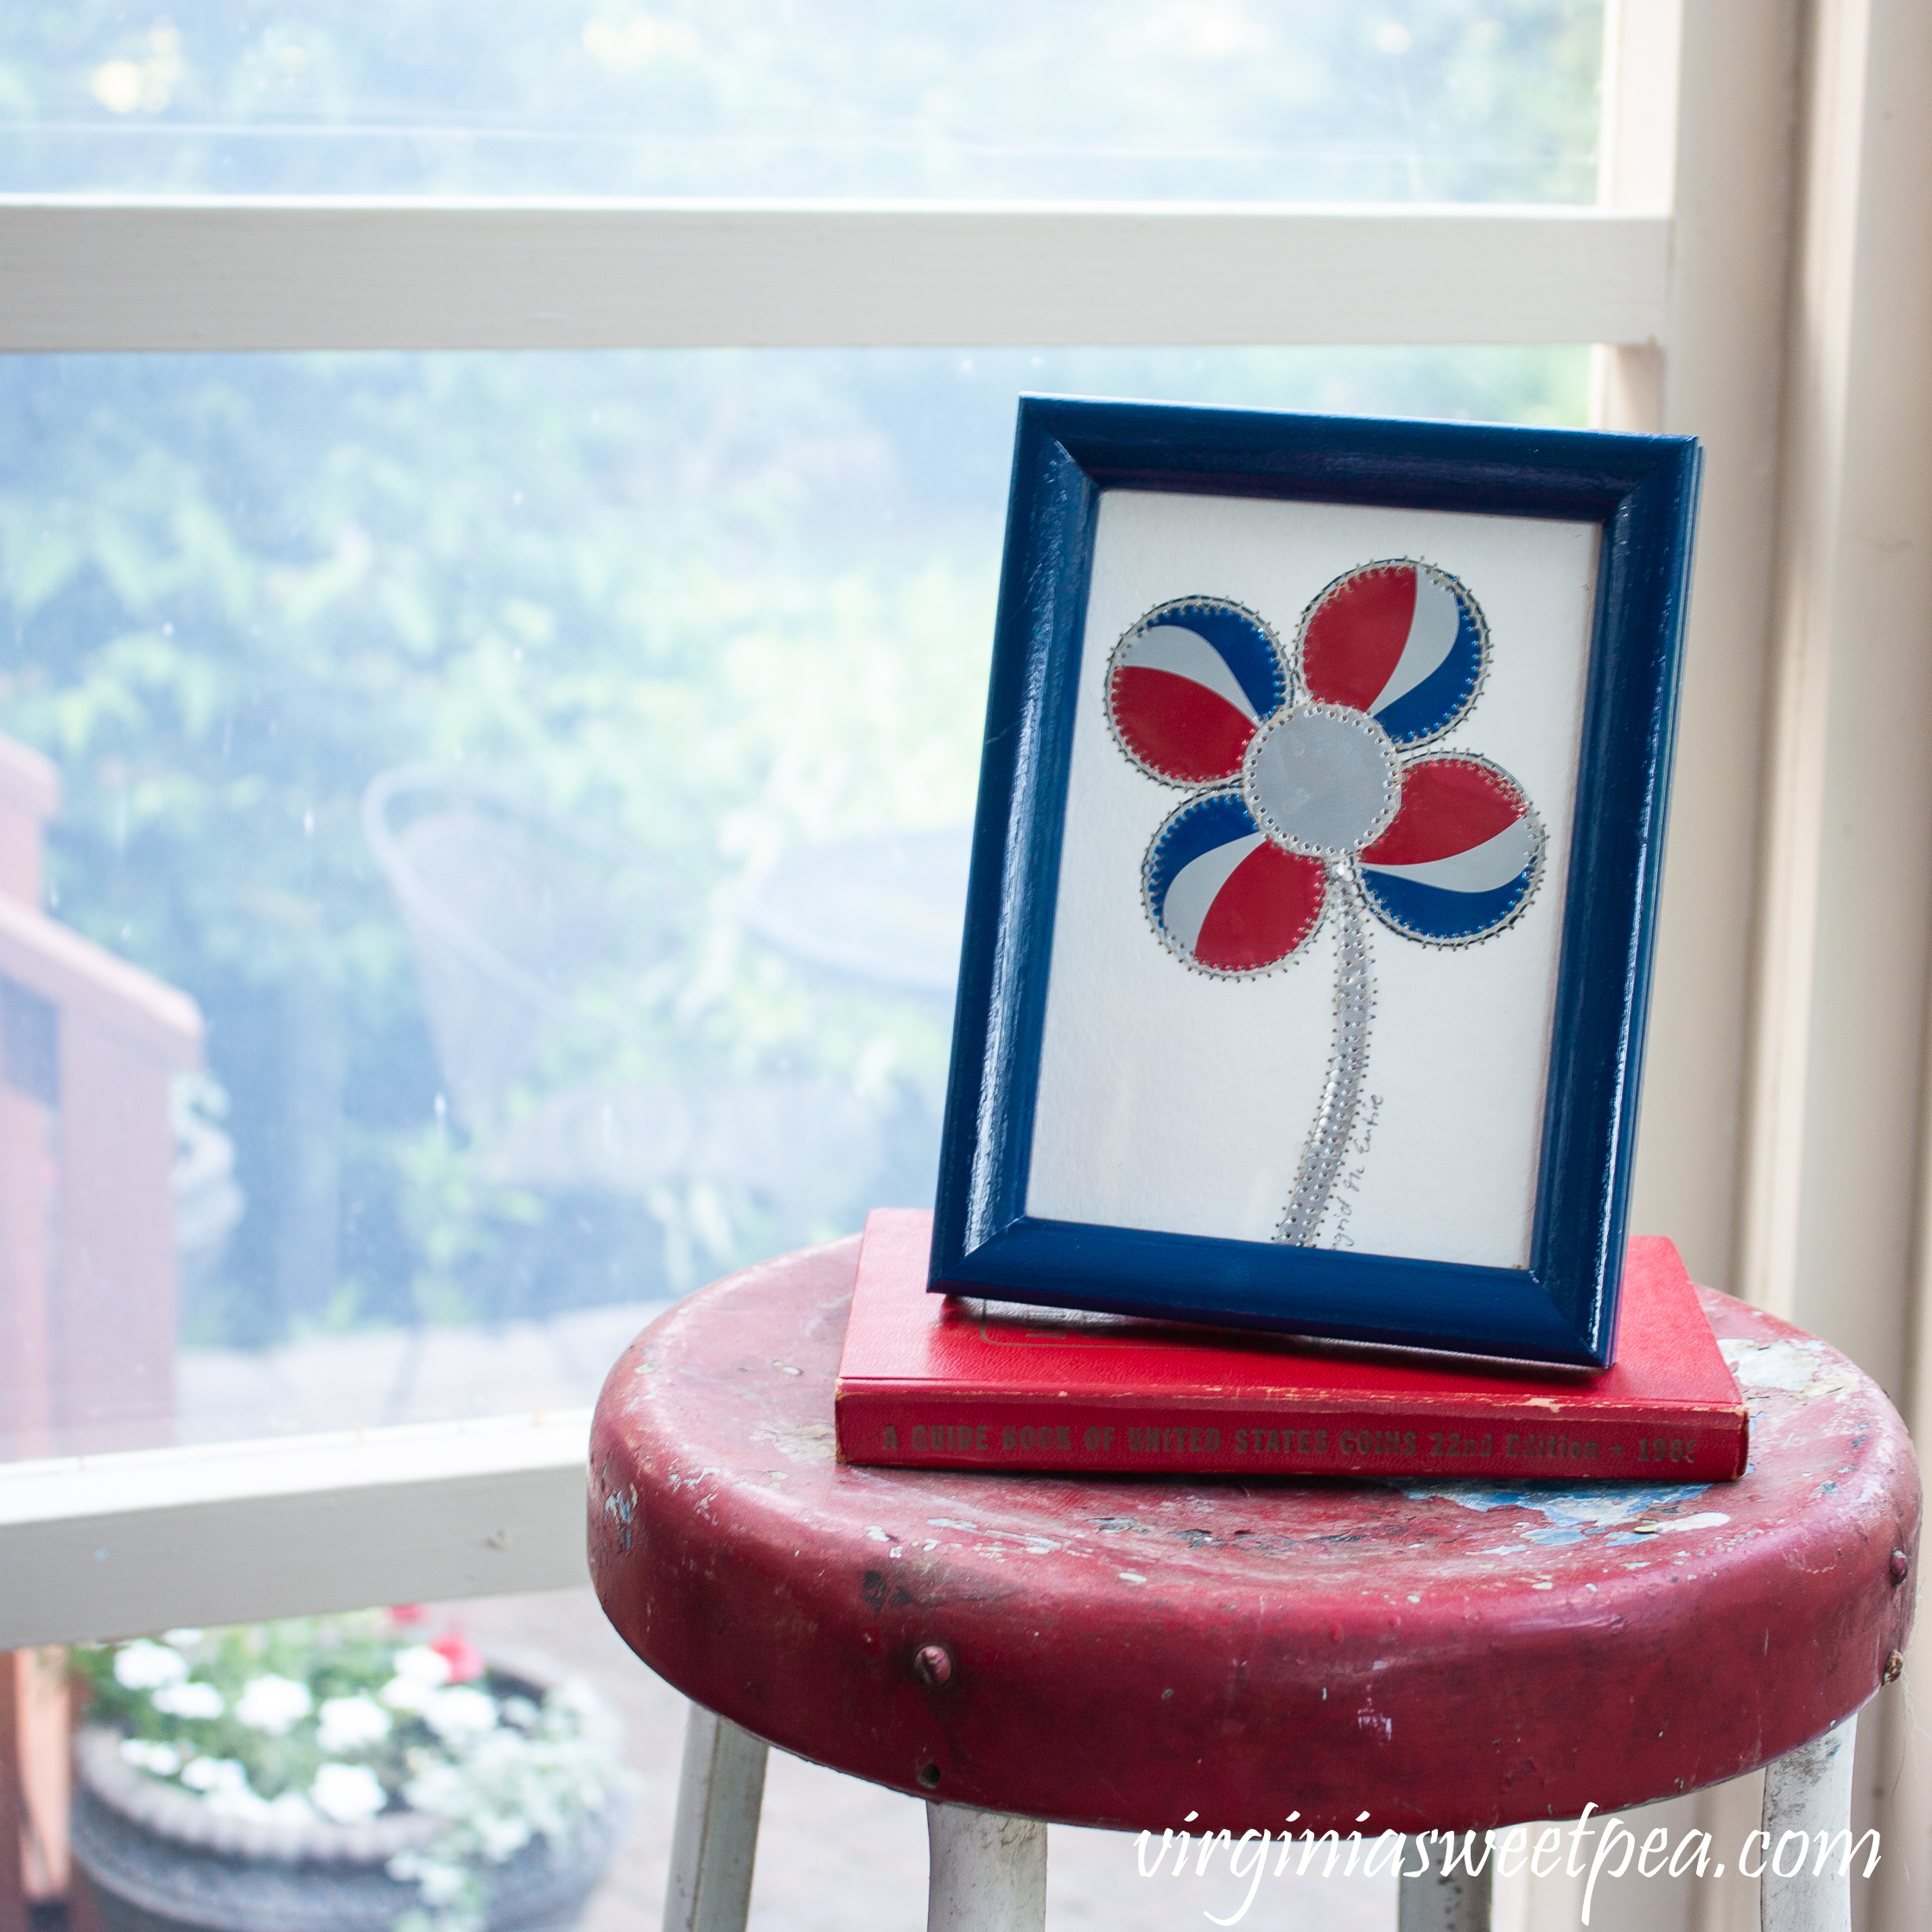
[835,1210,1747,1481]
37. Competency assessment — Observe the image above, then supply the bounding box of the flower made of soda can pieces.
[1104,560,1545,1244]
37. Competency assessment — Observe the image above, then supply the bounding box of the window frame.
[0,182,1675,1650]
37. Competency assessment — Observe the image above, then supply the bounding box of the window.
[2,4,1623,1580]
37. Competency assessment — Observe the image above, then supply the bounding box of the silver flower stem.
[1278,867,1375,1246]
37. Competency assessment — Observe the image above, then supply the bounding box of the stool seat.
[589,1236,1918,1837]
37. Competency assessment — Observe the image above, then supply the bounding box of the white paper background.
[1025,489,1600,1268]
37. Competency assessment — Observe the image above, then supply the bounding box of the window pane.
[0,344,1587,1461]
[2,2,1601,201]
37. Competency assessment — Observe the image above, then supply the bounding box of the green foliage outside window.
[0,3,1602,1350]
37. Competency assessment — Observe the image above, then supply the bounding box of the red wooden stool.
[589,1238,1918,1932]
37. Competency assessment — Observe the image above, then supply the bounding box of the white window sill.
[0,1408,593,1648]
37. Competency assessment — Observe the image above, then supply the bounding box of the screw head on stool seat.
[589,1238,1918,1836]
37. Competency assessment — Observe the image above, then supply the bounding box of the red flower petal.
[1360,758,1527,866]
[429,1632,486,1683]
[1192,843,1325,972]
[1109,664,1256,783]
[1300,566,1415,714]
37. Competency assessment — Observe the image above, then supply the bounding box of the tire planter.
[70,1659,628,1932]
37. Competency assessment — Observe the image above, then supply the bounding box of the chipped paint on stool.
[588,1238,1919,1837]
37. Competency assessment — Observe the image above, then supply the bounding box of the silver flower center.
[1242,704,1400,860]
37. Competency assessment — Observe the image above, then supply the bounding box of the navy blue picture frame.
[929,397,1700,1370]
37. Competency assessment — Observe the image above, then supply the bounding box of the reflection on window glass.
[1,2,1601,200]
[0,345,1586,1459]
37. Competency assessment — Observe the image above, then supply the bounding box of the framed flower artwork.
[929,397,1700,1368]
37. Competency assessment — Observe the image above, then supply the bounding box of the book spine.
[836,1391,1747,1481]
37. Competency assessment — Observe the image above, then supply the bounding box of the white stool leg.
[1397,1833,1492,1932]
[663,1705,770,1932]
[925,1803,1047,1932]
[1761,1714,1857,1932]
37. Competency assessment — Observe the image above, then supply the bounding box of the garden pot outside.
[69,1655,628,1932]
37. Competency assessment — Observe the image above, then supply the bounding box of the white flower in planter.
[311,1762,389,1824]
[317,1694,392,1754]
[151,1681,225,1720]
[235,1674,312,1735]
[423,1687,498,1746]
[388,1852,473,1910]
[180,1757,249,1795]
[474,1812,534,1862]
[113,1641,188,1691]
[206,1789,270,1821]
[379,1675,430,1715]
[81,1619,625,1932]
[380,1647,453,1715]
